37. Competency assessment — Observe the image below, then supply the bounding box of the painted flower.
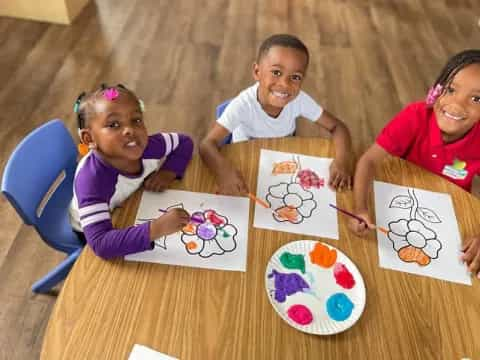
[180,209,237,258]
[266,182,317,224]
[387,219,442,266]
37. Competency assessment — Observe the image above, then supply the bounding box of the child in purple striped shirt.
[69,84,194,259]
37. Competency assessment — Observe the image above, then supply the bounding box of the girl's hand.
[461,235,480,279]
[348,211,375,237]
[144,170,177,192]
[150,208,190,238]
[328,158,353,192]
[217,166,248,196]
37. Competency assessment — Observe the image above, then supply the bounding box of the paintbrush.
[158,208,204,224]
[329,204,388,234]
[248,192,284,218]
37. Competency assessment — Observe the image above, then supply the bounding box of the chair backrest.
[216,99,233,145]
[1,119,83,254]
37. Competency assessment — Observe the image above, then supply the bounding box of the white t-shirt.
[217,82,324,142]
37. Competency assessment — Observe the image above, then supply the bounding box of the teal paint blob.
[326,293,354,321]
[279,252,306,274]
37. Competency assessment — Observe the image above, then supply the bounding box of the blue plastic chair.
[216,99,233,145]
[1,119,84,293]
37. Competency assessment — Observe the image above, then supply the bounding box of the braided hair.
[73,83,141,129]
[434,49,480,89]
[257,34,309,67]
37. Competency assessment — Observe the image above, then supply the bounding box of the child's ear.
[79,128,95,147]
[252,62,260,81]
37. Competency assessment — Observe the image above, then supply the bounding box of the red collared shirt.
[376,101,480,191]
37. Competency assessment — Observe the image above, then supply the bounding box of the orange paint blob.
[398,245,431,266]
[276,206,298,222]
[182,223,196,235]
[272,161,298,175]
[186,241,198,250]
[309,242,337,268]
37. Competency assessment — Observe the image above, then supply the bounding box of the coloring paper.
[253,149,338,239]
[374,181,471,285]
[125,190,250,272]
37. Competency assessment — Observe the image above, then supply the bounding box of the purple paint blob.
[326,293,354,321]
[197,223,217,240]
[190,212,205,224]
[268,270,310,303]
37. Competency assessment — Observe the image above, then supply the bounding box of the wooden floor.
[0,0,479,358]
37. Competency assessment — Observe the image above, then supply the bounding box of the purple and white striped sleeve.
[75,161,153,259]
[145,133,194,178]
[78,196,152,259]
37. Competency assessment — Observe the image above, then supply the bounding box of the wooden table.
[41,138,480,359]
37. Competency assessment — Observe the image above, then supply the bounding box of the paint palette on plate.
[265,240,366,335]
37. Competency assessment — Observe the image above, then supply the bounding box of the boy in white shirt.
[200,34,353,195]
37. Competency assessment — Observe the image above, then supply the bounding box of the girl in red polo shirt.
[349,49,480,278]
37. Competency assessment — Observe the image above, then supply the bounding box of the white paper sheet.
[125,190,250,272]
[374,181,471,285]
[253,149,338,239]
[128,344,178,360]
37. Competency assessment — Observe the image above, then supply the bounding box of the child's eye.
[472,96,480,104]
[271,70,282,77]
[291,74,303,82]
[106,121,120,128]
[446,86,455,94]
[133,118,144,124]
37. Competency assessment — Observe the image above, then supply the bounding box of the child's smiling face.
[85,92,148,172]
[253,46,308,117]
[434,63,480,143]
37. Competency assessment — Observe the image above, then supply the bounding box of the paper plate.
[265,240,366,335]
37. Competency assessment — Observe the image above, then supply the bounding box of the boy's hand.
[151,208,190,238]
[144,170,177,192]
[217,166,249,196]
[461,235,480,279]
[348,210,375,237]
[328,158,353,192]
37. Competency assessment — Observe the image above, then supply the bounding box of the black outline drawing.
[264,154,325,224]
[180,208,239,258]
[386,188,443,266]
[265,182,318,224]
[136,203,239,258]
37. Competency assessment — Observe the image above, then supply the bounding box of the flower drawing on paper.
[266,182,317,224]
[180,209,238,258]
[386,189,442,266]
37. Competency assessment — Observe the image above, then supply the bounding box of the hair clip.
[73,91,86,113]
[138,99,145,113]
[103,88,119,101]
[426,84,443,107]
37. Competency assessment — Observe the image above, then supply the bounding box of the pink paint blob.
[333,263,356,289]
[287,304,313,325]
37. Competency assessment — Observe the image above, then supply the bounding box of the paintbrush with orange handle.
[329,204,388,234]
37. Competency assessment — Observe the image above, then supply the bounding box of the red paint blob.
[206,210,225,226]
[333,263,356,289]
[287,304,313,325]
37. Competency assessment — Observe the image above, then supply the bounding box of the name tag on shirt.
[442,159,468,180]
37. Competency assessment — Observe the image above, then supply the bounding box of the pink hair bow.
[103,88,119,101]
[426,84,443,107]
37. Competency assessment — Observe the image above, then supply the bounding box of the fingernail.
[477,272,480,279]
